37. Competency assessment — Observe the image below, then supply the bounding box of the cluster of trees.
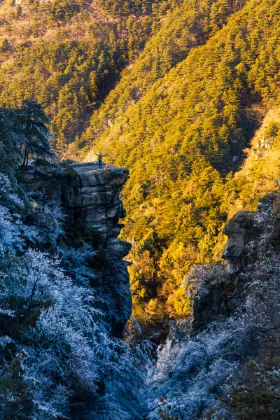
[70,0,280,326]
[97,0,172,16]
[0,0,178,151]
[77,0,247,146]
[0,99,51,174]
[43,0,90,22]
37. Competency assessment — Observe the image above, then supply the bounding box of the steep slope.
[74,0,248,152]
[226,106,280,216]
[0,0,176,149]
[77,0,280,324]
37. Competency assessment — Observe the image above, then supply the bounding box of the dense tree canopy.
[0,99,51,173]
[72,0,280,323]
[0,0,178,150]
[1,0,280,326]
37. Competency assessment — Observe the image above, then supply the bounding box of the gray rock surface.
[190,191,280,335]
[189,267,229,334]
[222,210,256,261]
[60,163,130,254]
[59,163,132,335]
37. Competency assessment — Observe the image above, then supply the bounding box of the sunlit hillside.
[73,0,280,324]
[1,0,280,418]
[0,0,178,150]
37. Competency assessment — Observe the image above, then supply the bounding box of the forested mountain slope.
[1,0,280,331]
[73,0,280,324]
[73,0,247,146]
[1,1,280,416]
[0,0,178,150]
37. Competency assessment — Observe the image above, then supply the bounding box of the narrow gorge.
[0,0,280,418]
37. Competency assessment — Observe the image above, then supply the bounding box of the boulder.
[223,210,256,261]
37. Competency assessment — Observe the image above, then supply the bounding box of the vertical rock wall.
[189,191,280,335]
[59,163,132,335]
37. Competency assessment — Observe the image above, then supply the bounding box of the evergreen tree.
[18,99,51,166]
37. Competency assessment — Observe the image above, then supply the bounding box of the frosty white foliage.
[0,309,15,317]
[0,165,148,418]
[21,223,39,243]
[0,173,24,209]
[33,202,64,246]
[58,244,97,286]
[0,205,23,254]
[0,335,14,348]
[0,174,39,255]
[0,246,146,419]
[146,316,249,419]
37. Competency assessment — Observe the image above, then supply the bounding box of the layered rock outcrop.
[59,162,131,258]
[223,192,280,263]
[188,265,230,334]
[59,162,132,336]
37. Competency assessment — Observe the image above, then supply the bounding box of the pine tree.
[18,99,51,166]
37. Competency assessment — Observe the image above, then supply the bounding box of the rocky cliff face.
[59,162,132,336]
[222,210,258,261]
[189,190,280,335]
[59,163,131,257]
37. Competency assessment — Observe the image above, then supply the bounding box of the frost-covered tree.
[0,104,148,419]
[0,100,51,174]
[0,248,147,418]
[0,108,24,175]
[0,184,147,419]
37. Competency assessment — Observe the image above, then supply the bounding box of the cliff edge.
[59,162,132,336]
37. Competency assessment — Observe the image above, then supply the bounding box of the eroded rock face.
[190,191,280,335]
[60,163,130,256]
[188,266,230,334]
[222,210,257,261]
[59,163,132,336]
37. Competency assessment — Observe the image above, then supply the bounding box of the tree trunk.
[22,148,28,167]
